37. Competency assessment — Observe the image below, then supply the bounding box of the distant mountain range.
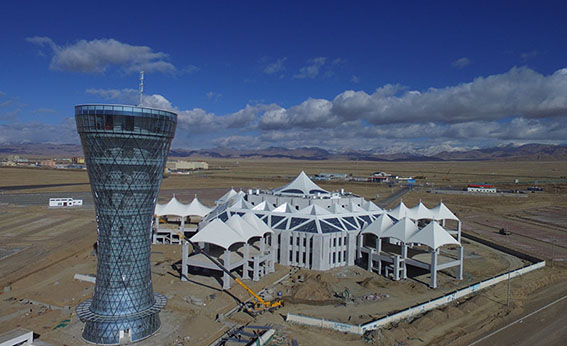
[1,143,566,161]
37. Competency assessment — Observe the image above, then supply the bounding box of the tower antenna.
[139,71,144,106]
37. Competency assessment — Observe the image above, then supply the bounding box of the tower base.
[77,293,167,345]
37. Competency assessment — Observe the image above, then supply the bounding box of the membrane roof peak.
[276,171,329,196]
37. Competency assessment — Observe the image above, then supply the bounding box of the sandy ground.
[0,161,566,345]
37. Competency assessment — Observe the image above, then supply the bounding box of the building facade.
[75,104,176,345]
[166,160,208,171]
[203,172,381,271]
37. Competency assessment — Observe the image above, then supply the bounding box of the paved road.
[0,191,95,207]
[0,182,89,192]
[472,281,567,346]
[376,186,410,208]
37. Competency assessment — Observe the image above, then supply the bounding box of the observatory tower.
[75,104,176,344]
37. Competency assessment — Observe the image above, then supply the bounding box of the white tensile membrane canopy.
[296,204,332,216]
[381,217,419,243]
[228,195,253,210]
[431,202,460,221]
[388,201,410,220]
[216,188,238,204]
[362,200,383,213]
[186,196,213,216]
[251,201,274,211]
[190,214,273,250]
[242,213,274,237]
[276,171,329,195]
[189,218,246,249]
[225,214,259,242]
[407,221,460,249]
[361,213,394,237]
[155,194,186,216]
[407,201,436,220]
[273,202,295,213]
[155,195,212,217]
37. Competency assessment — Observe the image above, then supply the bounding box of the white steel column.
[223,249,231,289]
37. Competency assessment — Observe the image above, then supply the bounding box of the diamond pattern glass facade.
[75,104,176,345]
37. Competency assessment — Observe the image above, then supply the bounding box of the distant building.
[167,160,208,171]
[314,172,348,180]
[49,198,83,207]
[467,184,496,193]
[71,156,85,164]
[39,159,56,168]
[368,171,395,183]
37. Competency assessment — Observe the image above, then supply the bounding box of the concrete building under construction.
[180,172,463,289]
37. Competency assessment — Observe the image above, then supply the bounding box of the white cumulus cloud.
[294,57,327,79]
[26,37,176,74]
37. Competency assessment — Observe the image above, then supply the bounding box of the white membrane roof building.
[381,217,419,243]
[388,201,410,220]
[408,201,436,220]
[431,202,460,221]
[242,213,274,236]
[275,171,329,195]
[361,213,395,237]
[189,218,246,249]
[155,195,212,217]
[186,196,213,217]
[216,188,238,205]
[407,221,460,249]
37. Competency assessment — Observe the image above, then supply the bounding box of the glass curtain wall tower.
[75,104,176,344]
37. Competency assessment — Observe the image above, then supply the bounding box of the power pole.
[507,272,511,307]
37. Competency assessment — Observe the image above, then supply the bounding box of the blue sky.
[1,1,566,154]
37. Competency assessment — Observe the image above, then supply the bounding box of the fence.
[287,260,546,335]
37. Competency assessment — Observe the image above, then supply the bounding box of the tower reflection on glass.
[75,104,176,344]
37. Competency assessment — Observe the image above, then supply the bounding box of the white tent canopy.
[273,202,295,213]
[388,201,410,220]
[361,213,394,237]
[431,202,460,221]
[189,218,246,249]
[242,213,274,236]
[216,188,238,204]
[155,195,212,217]
[381,217,419,243]
[225,215,259,241]
[362,200,383,213]
[296,204,332,216]
[155,195,187,216]
[252,201,274,211]
[408,201,435,220]
[275,171,329,195]
[186,196,213,217]
[407,221,460,249]
[228,196,253,210]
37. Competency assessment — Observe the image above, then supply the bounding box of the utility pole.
[551,243,555,268]
[507,272,511,307]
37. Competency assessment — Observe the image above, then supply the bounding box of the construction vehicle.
[186,240,284,315]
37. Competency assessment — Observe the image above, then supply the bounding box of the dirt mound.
[291,273,338,300]
[357,277,386,290]
[290,273,336,300]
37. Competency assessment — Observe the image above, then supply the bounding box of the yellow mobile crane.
[186,240,284,315]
